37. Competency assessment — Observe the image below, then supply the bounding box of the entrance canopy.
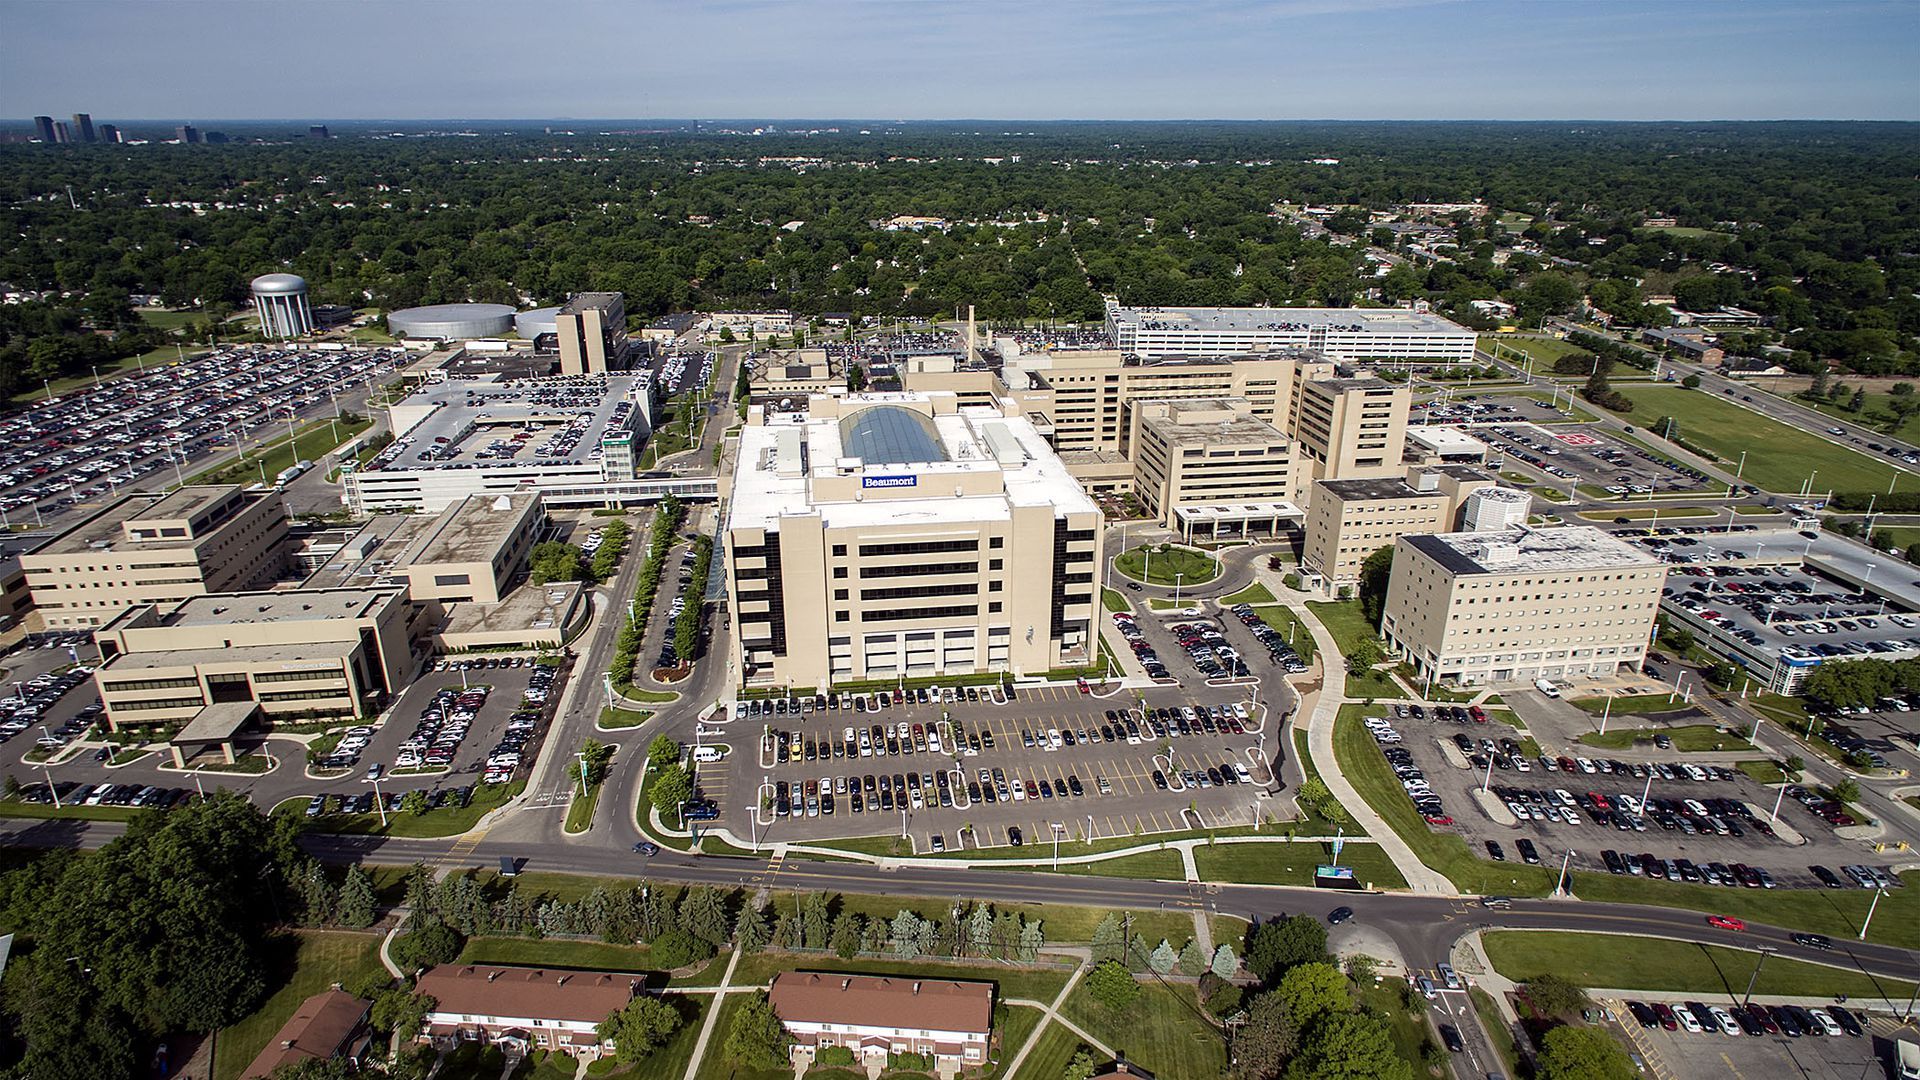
[1174,501,1302,539]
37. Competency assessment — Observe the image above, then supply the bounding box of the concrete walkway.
[379,924,405,979]
[998,963,1102,1078]
[681,946,743,1080]
[1287,598,1456,896]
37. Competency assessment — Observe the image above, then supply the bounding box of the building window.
[832,545,847,556]
[834,589,848,601]
[835,611,849,622]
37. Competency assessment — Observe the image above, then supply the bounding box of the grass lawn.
[1578,505,1717,521]
[1577,723,1751,752]
[1059,979,1227,1080]
[1114,545,1221,587]
[1250,606,1314,664]
[1355,977,1436,1078]
[214,931,385,1080]
[1333,705,1559,897]
[1565,868,1920,949]
[0,798,152,822]
[300,779,520,838]
[564,782,602,833]
[1482,335,1587,367]
[1293,726,1354,829]
[1608,383,1902,494]
[621,686,680,704]
[599,707,652,729]
[190,416,373,487]
[459,935,659,973]
[1470,986,1523,1078]
[695,993,794,1080]
[1482,931,1918,1000]
[1102,587,1130,613]
[1306,600,1399,698]
[1736,759,1789,785]
[728,952,1073,1006]
[1569,692,1696,715]
[1192,840,1408,890]
[1221,582,1277,605]
[1009,1018,1088,1080]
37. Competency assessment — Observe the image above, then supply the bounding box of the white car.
[1674,1006,1703,1034]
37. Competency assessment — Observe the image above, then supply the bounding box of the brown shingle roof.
[768,972,993,1035]
[416,965,639,1026]
[240,989,368,1080]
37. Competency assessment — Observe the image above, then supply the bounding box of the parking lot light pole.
[1859,888,1887,940]
[1598,690,1613,735]
[1051,822,1065,870]
[41,764,60,808]
[1555,849,1575,896]
[899,805,908,841]
[573,752,589,799]
[1741,946,1777,1004]
[743,803,759,850]
[1174,572,1185,608]
[368,777,388,828]
[1480,753,1494,794]
[1769,780,1788,824]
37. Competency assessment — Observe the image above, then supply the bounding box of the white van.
[692,745,726,763]
[1534,679,1561,698]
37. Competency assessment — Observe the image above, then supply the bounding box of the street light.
[1555,849,1576,896]
[1741,946,1778,1004]
[1860,888,1888,941]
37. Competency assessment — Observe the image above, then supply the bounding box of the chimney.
[912,981,922,995]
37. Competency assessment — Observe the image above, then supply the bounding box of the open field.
[1480,335,1588,367]
[1008,1013,1084,1080]
[1192,838,1409,889]
[1220,582,1277,605]
[1608,383,1902,494]
[214,931,385,1080]
[1482,930,1918,999]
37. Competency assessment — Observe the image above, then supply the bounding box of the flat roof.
[1405,525,1661,577]
[1139,399,1289,446]
[381,372,645,472]
[164,588,400,627]
[37,486,252,555]
[1109,305,1471,336]
[729,393,1095,533]
[107,639,359,670]
[173,702,260,744]
[1318,477,1434,502]
[559,292,622,315]
[1407,426,1491,453]
[443,581,583,635]
[400,493,539,567]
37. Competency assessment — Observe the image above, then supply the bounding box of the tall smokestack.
[967,305,976,362]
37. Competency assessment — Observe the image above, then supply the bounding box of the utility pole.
[1741,946,1777,1004]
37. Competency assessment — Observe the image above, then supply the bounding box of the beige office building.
[554,292,628,375]
[23,486,289,627]
[725,392,1102,689]
[1293,377,1410,483]
[395,493,544,605]
[1128,398,1302,537]
[1302,467,1499,588]
[1380,526,1666,687]
[92,587,418,733]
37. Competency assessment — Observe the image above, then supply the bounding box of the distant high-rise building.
[308,124,330,138]
[32,116,56,143]
[176,124,200,144]
[53,121,71,144]
[71,113,95,142]
[203,131,228,145]
[98,124,120,143]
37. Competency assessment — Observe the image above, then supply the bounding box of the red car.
[1707,915,1747,932]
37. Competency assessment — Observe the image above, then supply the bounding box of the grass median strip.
[1577,723,1753,752]
[1192,840,1408,889]
[1482,930,1918,1000]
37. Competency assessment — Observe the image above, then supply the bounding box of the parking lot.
[1412,391,1571,429]
[0,344,402,526]
[1608,995,1905,1080]
[1358,703,1895,889]
[1477,421,1710,494]
[649,348,715,397]
[712,679,1280,852]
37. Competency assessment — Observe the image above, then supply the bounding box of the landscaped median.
[1481,930,1918,1001]
[1306,600,1398,697]
[1576,722,1753,752]
[1114,543,1220,586]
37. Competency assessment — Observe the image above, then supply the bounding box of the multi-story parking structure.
[1105,303,1476,364]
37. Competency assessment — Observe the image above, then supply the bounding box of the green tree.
[1233,991,1299,1080]
[1522,973,1589,1017]
[1534,1024,1638,1080]
[392,918,463,973]
[1177,938,1210,977]
[1063,1047,1098,1080]
[1090,912,1124,964]
[830,912,863,958]
[336,865,378,929]
[734,902,771,953]
[1246,915,1329,984]
[598,995,684,1061]
[1281,1011,1412,1080]
[529,540,584,585]
[370,990,436,1041]
[1831,778,1861,803]
[679,887,731,946]
[400,788,429,816]
[1085,959,1140,1011]
[1211,944,1239,979]
[1356,546,1395,627]
[1149,939,1178,974]
[1276,962,1350,1030]
[1681,373,1702,389]
[650,763,694,822]
[268,1061,362,1080]
[1344,637,1385,677]
[724,992,790,1071]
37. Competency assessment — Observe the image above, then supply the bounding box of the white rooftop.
[1406,525,1662,576]
[728,393,1096,533]
[1109,304,1471,336]
[1407,425,1491,454]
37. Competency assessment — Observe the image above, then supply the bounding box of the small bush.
[817,1046,856,1067]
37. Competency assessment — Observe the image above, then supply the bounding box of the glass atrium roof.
[839,406,949,464]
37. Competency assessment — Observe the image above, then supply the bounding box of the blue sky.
[4,0,1916,121]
